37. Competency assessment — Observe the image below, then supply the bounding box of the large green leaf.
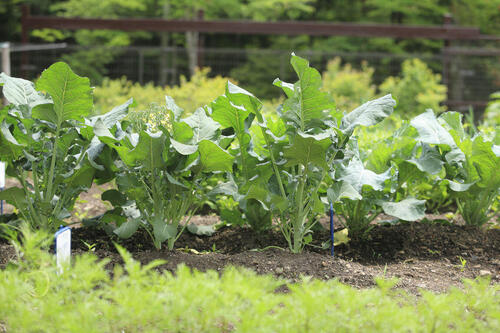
[407,143,443,175]
[327,181,362,203]
[116,173,149,203]
[367,135,416,173]
[338,158,392,192]
[117,130,166,169]
[211,95,251,136]
[471,136,500,189]
[114,218,140,239]
[63,163,95,189]
[198,140,234,172]
[0,187,28,210]
[172,121,193,144]
[152,216,177,245]
[283,132,331,168]
[0,120,25,159]
[102,189,127,207]
[446,180,474,192]
[274,54,336,130]
[438,112,465,142]
[0,73,51,110]
[341,94,396,134]
[225,81,263,116]
[86,98,133,128]
[171,139,198,155]
[34,62,93,125]
[182,108,219,145]
[209,176,244,202]
[410,110,455,147]
[165,95,183,120]
[381,197,426,221]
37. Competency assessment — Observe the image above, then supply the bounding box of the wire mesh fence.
[3,44,499,112]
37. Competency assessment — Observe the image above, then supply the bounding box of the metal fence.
[2,44,500,112]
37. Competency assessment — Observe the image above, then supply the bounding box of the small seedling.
[455,256,467,271]
[81,240,97,252]
[211,243,221,253]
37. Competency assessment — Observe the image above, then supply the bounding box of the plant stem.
[17,169,42,228]
[45,132,60,206]
[292,164,308,252]
[238,133,248,180]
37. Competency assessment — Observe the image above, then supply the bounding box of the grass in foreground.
[0,227,499,332]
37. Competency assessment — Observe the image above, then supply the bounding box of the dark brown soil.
[1,178,499,295]
[12,222,492,294]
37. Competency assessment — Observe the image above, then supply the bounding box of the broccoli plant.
[95,98,233,249]
[210,54,396,252]
[0,63,125,230]
[410,110,500,226]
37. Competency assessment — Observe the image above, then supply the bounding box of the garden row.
[1,227,499,332]
[0,54,498,252]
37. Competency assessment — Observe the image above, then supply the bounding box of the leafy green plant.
[210,54,396,252]
[410,110,500,226]
[0,63,126,230]
[328,139,428,237]
[94,97,233,249]
[380,58,447,118]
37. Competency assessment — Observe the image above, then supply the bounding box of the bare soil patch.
[64,222,500,294]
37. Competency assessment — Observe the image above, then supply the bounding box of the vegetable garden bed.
[2,214,498,294]
[0,53,498,291]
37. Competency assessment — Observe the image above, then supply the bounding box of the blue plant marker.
[330,203,334,257]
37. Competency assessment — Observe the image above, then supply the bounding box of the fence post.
[1,42,10,76]
[442,13,452,108]
[197,10,205,69]
[1,42,10,106]
[138,49,144,85]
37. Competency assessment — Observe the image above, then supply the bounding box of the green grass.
[1,227,499,332]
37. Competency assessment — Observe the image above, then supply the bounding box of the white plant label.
[55,227,71,274]
[0,161,5,188]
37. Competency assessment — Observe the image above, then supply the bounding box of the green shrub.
[93,68,232,117]
[322,57,377,112]
[380,58,447,118]
[484,91,500,127]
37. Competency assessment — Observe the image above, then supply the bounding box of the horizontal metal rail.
[22,15,483,40]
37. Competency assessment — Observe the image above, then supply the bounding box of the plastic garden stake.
[55,225,71,274]
[330,203,334,257]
